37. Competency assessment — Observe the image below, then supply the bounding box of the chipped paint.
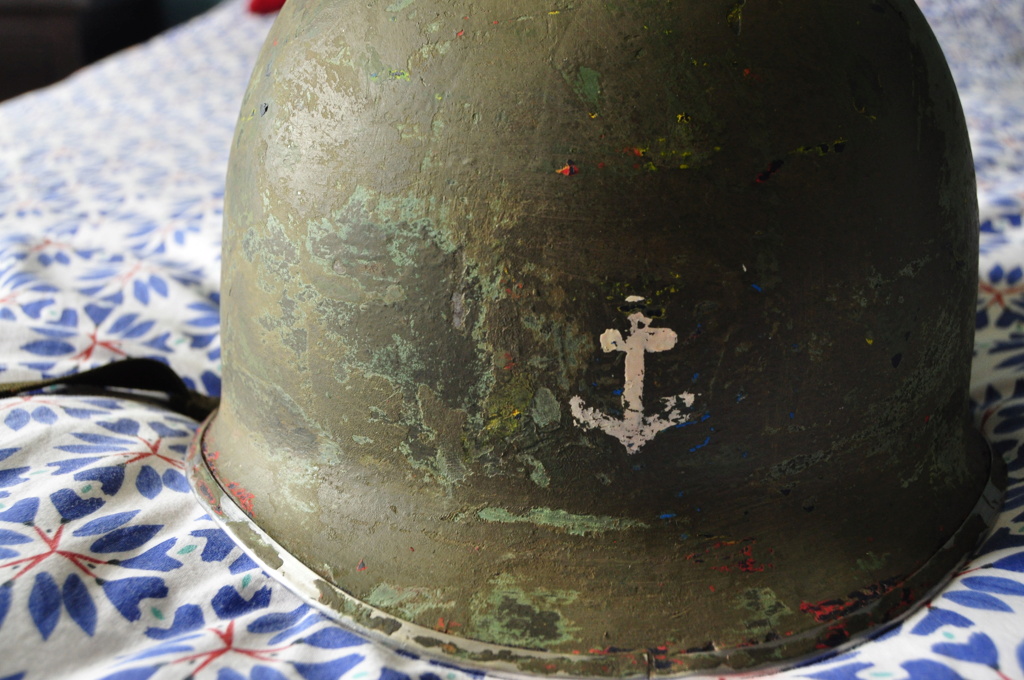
[570,308,697,453]
[530,387,561,428]
[468,574,579,648]
[366,583,456,619]
[470,506,647,535]
[562,66,602,109]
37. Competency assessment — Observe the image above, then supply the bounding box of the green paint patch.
[856,551,889,572]
[370,69,412,82]
[732,587,792,639]
[471,506,646,536]
[177,544,197,555]
[562,66,602,109]
[530,387,561,428]
[366,583,455,620]
[242,574,253,589]
[517,454,550,488]
[81,484,93,493]
[151,607,165,620]
[469,574,579,648]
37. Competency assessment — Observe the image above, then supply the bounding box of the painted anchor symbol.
[570,302,697,453]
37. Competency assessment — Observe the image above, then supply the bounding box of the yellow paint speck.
[865,338,874,345]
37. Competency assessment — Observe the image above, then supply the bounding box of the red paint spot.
[755,159,784,183]
[556,162,579,176]
[924,415,931,423]
[456,29,465,37]
[435,617,461,632]
[409,547,415,552]
[356,558,367,571]
[204,448,257,516]
[800,580,899,624]
[708,585,716,592]
[597,162,606,169]
[226,482,256,516]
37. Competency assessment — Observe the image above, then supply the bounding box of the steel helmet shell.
[188,0,1002,675]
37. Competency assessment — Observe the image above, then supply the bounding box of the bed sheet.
[0,1,1023,678]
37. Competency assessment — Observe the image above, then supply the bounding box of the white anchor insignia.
[570,298,697,453]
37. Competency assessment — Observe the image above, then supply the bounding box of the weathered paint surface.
[194,0,1003,675]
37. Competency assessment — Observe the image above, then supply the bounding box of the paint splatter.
[356,558,367,571]
[556,161,579,176]
[204,448,256,516]
[799,579,901,623]
[727,0,746,34]
[755,159,784,183]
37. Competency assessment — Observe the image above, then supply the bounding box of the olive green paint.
[203,0,1000,672]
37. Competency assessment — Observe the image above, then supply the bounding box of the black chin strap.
[0,358,220,421]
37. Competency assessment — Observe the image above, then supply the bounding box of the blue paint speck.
[751,284,762,292]
[658,513,677,520]
[788,411,795,419]
[612,389,623,396]
[688,436,711,453]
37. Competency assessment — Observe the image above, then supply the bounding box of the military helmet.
[187,0,1003,675]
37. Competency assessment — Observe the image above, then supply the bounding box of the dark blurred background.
[0,0,223,102]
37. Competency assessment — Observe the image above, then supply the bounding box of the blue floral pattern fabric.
[0,0,1022,678]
